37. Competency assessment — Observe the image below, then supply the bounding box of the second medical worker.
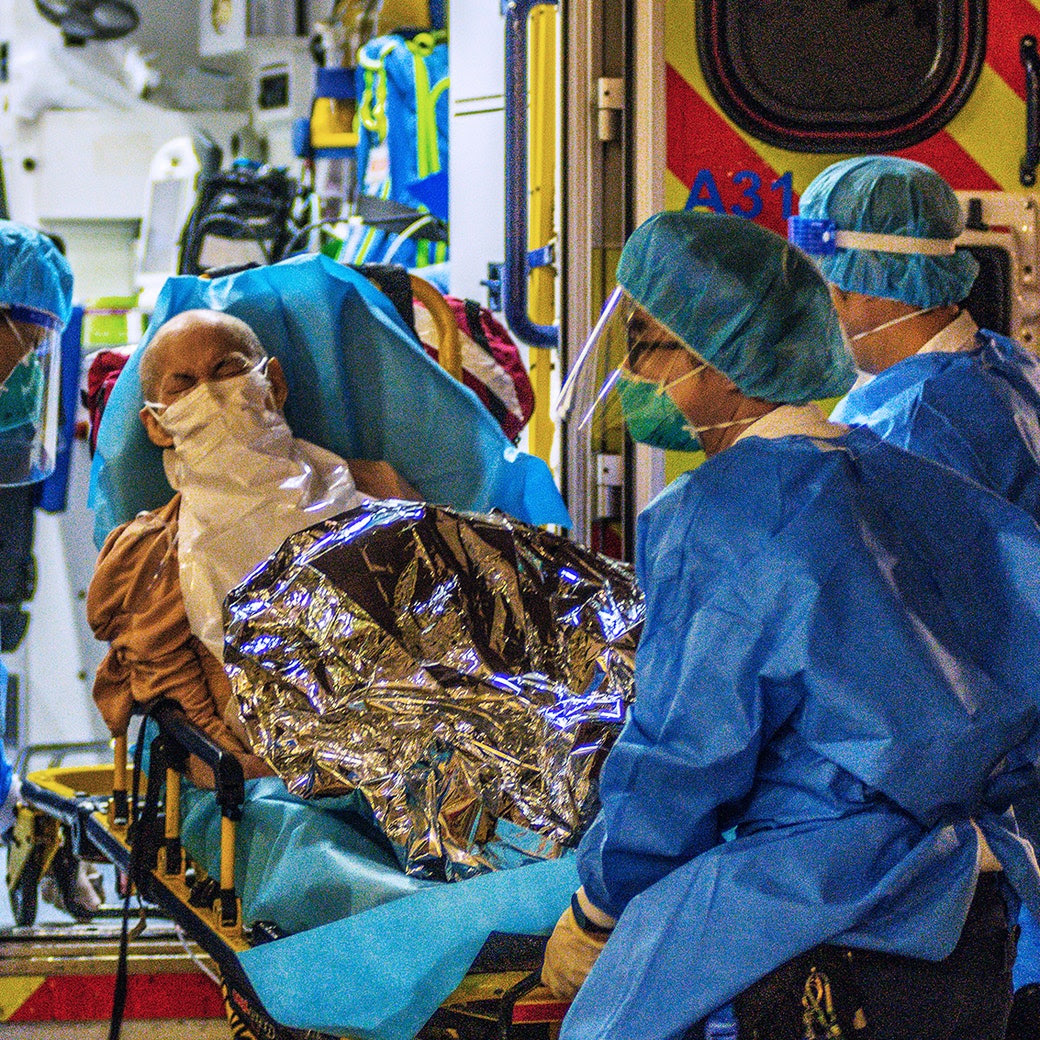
[0,220,74,831]
[792,155,1040,520]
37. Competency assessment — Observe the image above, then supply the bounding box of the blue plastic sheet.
[1017,903,1040,991]
[239,857,577,1040]
[88,256,569,546]
[831,330,1040,522]
[180,776,576,1040]
[36,305,82,513]
[564,428,1040,1040]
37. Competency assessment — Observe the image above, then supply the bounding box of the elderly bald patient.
[88,310,417,783]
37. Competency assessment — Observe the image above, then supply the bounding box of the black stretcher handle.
[1021,35,1040,186]
[150,699,245,822]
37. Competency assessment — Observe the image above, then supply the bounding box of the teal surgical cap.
[798,156,979,309]
[616,210,856,405]
[0,221,73,330]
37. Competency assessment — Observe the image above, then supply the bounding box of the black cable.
[108,716,163,1040]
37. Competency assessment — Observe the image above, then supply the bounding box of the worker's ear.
[266,356,288,411]
[139,405,174,448]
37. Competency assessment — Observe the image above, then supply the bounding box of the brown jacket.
[87,494,272,783]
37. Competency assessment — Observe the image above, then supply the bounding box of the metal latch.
[596,77,624,142]
[595,453,623,520]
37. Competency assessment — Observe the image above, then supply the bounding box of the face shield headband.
[787,217,959,259]
[0,307,62,486]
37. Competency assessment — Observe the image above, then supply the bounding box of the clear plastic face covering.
[0,309,61,486]
[556,287,758,453]
[145,358,364,661]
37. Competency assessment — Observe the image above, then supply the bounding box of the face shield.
[0,307,62,485]
[557,287,709,454]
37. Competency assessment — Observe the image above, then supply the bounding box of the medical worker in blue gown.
[0,221,74,832]
[542,209,1040,1040]
[791,155,1040,521]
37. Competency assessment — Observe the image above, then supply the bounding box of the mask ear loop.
[657,361,708,395]
[850,305,940,342]
[684,414,762,438]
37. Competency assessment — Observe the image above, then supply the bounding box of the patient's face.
[139,314,287,448]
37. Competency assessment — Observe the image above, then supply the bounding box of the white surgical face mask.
[147,359,364,661]
[145,360,287,465]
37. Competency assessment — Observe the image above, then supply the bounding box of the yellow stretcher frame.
[10,708,571,1040]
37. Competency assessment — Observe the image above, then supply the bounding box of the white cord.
[174,923,222,987]
[382,215,438,264]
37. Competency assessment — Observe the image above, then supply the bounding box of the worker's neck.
[858,304,961,374]
[697,395,777,457]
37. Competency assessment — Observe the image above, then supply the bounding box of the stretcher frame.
[9,698,571,1040]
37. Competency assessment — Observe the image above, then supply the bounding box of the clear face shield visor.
[0,308,62,486]
[555,287,707,454]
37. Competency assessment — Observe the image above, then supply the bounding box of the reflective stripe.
[834,229,958,256]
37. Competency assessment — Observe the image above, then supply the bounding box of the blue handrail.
[502,0,559,347]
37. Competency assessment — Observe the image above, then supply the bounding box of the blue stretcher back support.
[88,255,570,546]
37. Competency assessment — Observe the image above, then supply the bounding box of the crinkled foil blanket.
[225,501,643,880]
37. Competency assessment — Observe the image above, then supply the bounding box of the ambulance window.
[697,0,986,152]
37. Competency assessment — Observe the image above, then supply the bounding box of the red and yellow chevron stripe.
[0,971,225,1022]
[665,0,1040,230]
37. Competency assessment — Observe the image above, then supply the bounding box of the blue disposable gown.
[831,330,1040,521]
[563,428,1040,1040]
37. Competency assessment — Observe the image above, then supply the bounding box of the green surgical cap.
[616,210,855,404]
[0,221,73,330]
[799,156,978,309]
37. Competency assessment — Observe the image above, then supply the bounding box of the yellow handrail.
[527,4,558,465]
[410,273,463,381]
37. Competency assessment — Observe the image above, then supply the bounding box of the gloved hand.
[541,888,616,1000]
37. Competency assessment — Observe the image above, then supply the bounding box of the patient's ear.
[267,356,288,410]
[140,406,174,448]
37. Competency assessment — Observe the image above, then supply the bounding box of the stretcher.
[9,700,574,1040]
[11,256,579,1038]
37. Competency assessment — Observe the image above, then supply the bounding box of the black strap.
[570,891,614,937]
[109,717,164,1040]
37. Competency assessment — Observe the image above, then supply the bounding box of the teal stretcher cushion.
[88,255,569,548]
[180,776,577,1040]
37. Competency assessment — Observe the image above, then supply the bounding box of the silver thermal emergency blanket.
[224,501,642,880]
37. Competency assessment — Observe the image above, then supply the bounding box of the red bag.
[83,350,130,455]
[417,297,536,442]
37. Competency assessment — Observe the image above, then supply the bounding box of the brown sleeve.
[345,459,422,501]
[87,496,272,782]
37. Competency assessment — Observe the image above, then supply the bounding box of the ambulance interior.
[1,0,1040,1036]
